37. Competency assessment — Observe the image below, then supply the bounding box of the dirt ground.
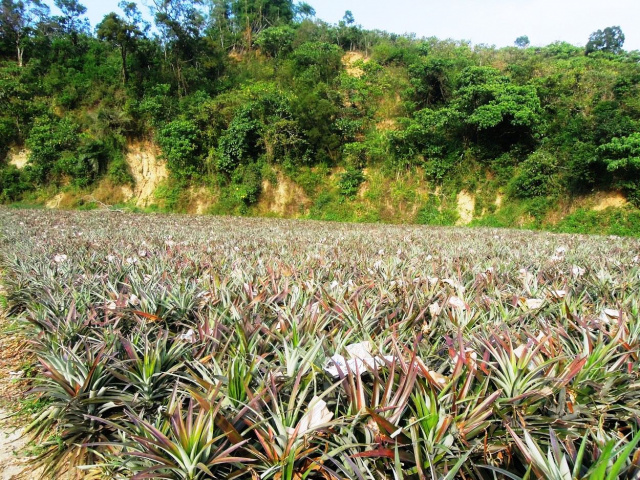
[0,413,33,480]
[0,291,39,480]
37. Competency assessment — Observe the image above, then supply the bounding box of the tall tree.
[337,10,358,50]
[294,2,314,21]
[150,0,206,95]
[96,3,144,84]
[54,0,88,36]
[207,0,232,49]
[230,0,294,46]
[0,0,49,66]
[452,66,542,153]
[586,26,625,55]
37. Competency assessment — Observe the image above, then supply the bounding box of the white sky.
[76,0,640,50]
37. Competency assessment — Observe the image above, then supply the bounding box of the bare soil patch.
[186,186,214,215]
[0,412,34,480]
[126,142,168,207]
[45,193,64,209]
[0,288,39,479]
[456,190,475,225]
[258,175,311,216]
[342,51,368,77]
[593,192,627,211]
[7,149,30,170]
[376,119,397,131]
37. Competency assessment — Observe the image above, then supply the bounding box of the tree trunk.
[121,47,128,84]
[16,39,24,67]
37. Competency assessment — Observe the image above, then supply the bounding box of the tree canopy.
[586,26,625,55]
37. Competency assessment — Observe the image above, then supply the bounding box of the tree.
[509,151,558,198]
[206,0,232,49]
[294,2,315,21]
[586,26,625,55]
[0,0,49,66]
[54,0,89,36]
[230,0,294,46]
[514,35,529,48]
[337,10,359,50]
[96,2,144,84]
[150,0,206,95]
[408,58,454,107]
[599,133,640,203]
[157,119,201,176]
[291,41,343,83]
[217,106,261,173]
[26,116,79,183]
[398,66,543,165]
[453,67,542,147]
[152,0,206,48]
[254,25,294,58]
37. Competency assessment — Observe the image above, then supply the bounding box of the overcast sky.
[76,0,640,51]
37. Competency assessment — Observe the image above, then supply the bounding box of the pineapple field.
[1,206,640,479]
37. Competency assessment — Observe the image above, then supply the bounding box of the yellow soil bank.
[593,192,628,211]
[126,142,168,207]
[258,175,311,217]
[456,190,475,225]
[342,51,368,78]
[7,149,30,170]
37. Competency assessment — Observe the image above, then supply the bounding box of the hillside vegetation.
[2,0,640,233]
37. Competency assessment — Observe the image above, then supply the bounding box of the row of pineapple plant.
[1,207,639,479]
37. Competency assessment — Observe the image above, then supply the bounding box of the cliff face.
[17,141,635,236]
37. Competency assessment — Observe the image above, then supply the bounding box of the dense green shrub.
[599,132,640,205]
[232,162,263,206]
[564,142,602,192]
[509,151,559,198]
[107,152,133,185]
[291,41,343,83]
[416,196,458,225]
[554,207,640,236]
[25,116,79,183]
[338,167,365,198]
[254,26,296,58]
[138,84,176,127]
[154,179,187,211]
[157,120,201,177]
[0,165,30,202]
[217,107,262,174]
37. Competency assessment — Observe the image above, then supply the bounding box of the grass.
[1,207,639,479]
[550,206,640,236]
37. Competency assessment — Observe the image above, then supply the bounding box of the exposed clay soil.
[45,193,63,209]
[593,192,628,211]
[456,190,475,225]
[342,51,368,78]
[7,150,30,170]
[258,174,312,217]
[126,142,168,207]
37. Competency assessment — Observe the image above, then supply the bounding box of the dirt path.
[0,287,39,480]
[0,410,33,480]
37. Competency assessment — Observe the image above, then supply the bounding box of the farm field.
[1,207,640,479]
